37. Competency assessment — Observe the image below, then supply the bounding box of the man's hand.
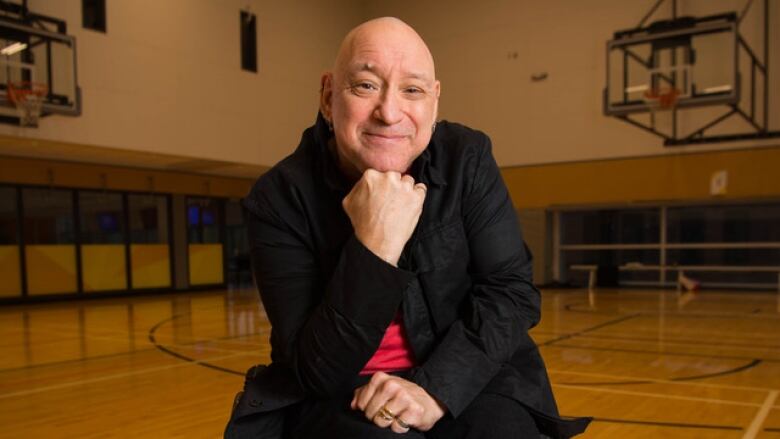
[342,169,427,266]
[351,372,446,433]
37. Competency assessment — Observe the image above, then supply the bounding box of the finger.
[401,174,415,186]
[390,417,411,434]
[356,372,388,411]
[414,182,427,194]
[364,378,401,420]
[372,407,395,429]
[350,386,363,410]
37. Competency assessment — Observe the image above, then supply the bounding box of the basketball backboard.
[0,2,80,126]
[603,0,778,146]
[605,13,739,116]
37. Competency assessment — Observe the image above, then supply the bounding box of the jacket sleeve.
[244,185,415,398]
[409,135,541,417]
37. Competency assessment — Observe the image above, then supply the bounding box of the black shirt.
[241,113,589,438]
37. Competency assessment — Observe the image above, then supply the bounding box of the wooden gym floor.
[1,287,779,438]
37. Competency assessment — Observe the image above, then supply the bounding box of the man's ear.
[320,72,333,121]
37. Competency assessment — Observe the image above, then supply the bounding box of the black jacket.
[229,114,590,438]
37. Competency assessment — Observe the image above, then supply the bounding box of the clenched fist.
[342,169,426,266]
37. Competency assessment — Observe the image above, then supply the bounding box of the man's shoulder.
[431,120,491,157]
[243,133,318,218]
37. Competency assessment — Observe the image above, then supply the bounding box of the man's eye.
[351,82,378,94]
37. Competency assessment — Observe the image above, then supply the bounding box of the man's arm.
[245,169,424,398]
[350,135,539,430]
[407,135,541,416]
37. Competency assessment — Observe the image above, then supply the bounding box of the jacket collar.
[313,112,447,193]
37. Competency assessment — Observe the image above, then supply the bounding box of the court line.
[553,383,763,407]
[548,368,777,392]
[742,390,779,439]
[540,313,640,346]
[556,359,762,386]
[532,330,780,351]
[0,329,265,374]
[544,342,780,363]
[0,351,250,400]
[591,417,742,431]
[148,314,246,376]
[563,302,780,320]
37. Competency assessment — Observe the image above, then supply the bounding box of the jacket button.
[249,399,262,407]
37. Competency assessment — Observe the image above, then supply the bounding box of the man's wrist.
[355,233,403,266]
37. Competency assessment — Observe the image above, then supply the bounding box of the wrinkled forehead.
[336,24,436,82]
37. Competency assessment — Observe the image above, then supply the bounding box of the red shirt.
[360,312,416,375]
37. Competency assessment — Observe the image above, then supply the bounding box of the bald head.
[332,17,436,83]
[319,17,440,178]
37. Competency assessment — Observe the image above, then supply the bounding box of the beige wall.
[0,1,776,174]
[366,0,780,167]
[4,0,364,167]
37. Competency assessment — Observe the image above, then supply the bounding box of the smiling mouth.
[364,132,408,141]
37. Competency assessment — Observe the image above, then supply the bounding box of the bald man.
[226,17,590,439]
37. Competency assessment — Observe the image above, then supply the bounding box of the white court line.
[742,390,778,439]
[548,368,775,393]
[0,352,251,400]
[553,383,762,408]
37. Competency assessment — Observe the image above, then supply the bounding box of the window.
[667,204,780,243]
[561,208,660,245]
[23,188,75,244]
[22,188,77,295]
[78,191,127,292]
[0,186,17,245]
[128,194,171,289]
[79,191,124,244]
[0,186,21,297]
[240,10,257,72]
[128,194,169,244]
[82,0,107,32]
[557,202,780,290]
[187,197,224,285]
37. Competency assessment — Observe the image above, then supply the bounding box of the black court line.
[540,313,640,347]
[558,358,762,386]
[148,314,245,376]
[533,330,780,351]
[564,302,780,320]
[764,427,780,433]
[547,342,780,363]
[592,417,742,431]
[0,324,266,374]
[144,308,774,434]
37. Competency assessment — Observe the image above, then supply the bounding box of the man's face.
[322,23,440,178]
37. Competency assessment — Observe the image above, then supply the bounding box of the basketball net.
[7,81,47,127]
[643,87,680,112]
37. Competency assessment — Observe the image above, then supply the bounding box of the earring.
[326,119,334,132]
[432,121,437,132]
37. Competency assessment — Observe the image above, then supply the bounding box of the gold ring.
[395,417,411,429]
[375,407,394,422]
[380,406,396,418]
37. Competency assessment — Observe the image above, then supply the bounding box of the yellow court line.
[0,352,251,400]
[553,383,764,408]
[549,368,776,393]
[742,391,778,439]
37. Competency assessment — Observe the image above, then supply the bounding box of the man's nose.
[373,90,403,125]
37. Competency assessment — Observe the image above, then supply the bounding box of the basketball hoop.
[643,87,680,111]
[7,81,48,127]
